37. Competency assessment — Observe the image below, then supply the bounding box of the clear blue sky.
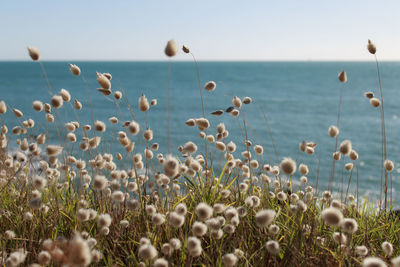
[1,0,399,61]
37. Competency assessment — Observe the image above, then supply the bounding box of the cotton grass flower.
[69,64,81,75]
[370,98,380,107]
[367,39,377,54]
[362,257,387,267]
[38,250,51,265]
[222,253,238,267]
[28,46,40,60]
[164,155,179,178]
[321,207,343,226]
[139,94,150,112]
[280,157,296,175]
[51,95,63,109]
[364,91,374,99]
[332,232,347,244]
[46,145,63,156]
[138,244,158,261]
[204,81,216,92]
[391,256,400,267]
[355,245,368,257]
[381,241,393,257]
[153,258,168,267]
[340,218,358,233]
[60,88,71,102]
[98,214,112,228]
[165,40,178,57]
[152,213,166,226]
[183,141,197,154]
[187,236,202,257]
[93,175,108,190]
[97,72,111,90]
[192,221,208,236]
[329,125,339,138]
[339,140,352,156]
[384,160,394,172]
[175,203,187,216]
[265,240,280,255]
[338,70,347,83]
[255,209,276,228]
[232,96,242,108]
[169,212,185,227]
[196,202,213,221]
[169,238,181,250]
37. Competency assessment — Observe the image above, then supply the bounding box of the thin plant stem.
[167,60,171,154]
[329,86,342,191]
[374,54,388,211]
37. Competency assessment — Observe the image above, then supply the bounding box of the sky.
[1,0,400,61]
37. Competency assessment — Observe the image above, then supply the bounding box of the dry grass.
[0,41,398,267]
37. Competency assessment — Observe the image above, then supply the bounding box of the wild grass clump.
[0,40,398,266]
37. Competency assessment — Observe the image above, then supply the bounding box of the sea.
[1,61,400,207]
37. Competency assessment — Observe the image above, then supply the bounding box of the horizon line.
[1,59,400,63]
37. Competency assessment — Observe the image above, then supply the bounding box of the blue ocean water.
[1,61,400,205]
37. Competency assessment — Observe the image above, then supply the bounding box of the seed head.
[138,244,158,261]
[362,257,387,267]
[94,175,108,190]
[165,40,178,57]
[154,258,168,267]
[340,218,358,233]
[70,64,81,76]
[299,163,309,175]
[204,81,216,92]
[384,160,394,172]
[222,253,238,267]
[187,236,202,257]
[128,120,140,135]
[182,45,190,53]
[332,232,347,244]
[94,120,106,132]
[183,141,197,154]
[391,256,400,267]
[46,145,63,156]
[152,213,166,226]
[280,157,296,175]
[60,88,71,102]
[74,99,82,110]
[367,39,376,54]
[370,98,380,107]
[243,96,252,104]
[339,140,352,155]
[232,96,242,108]
[355,245,368,256]
[349,150,359,161]
[0,100,6,114]
[164,155,179,178]
[321,207,343,226]
[169,212,185,227]
[96,72,111,90]
[338,70,347,83]
[329,125,339,138]
[28,46,40,60]
[345,163,354,171]
[364,92,374,99]
[51,95,64,109]
[255,209,276,228]
[195,202,213,221]
[192,221,208,236]
[382,241,393,256]
[139,94,150,112]
[265,240,280,255]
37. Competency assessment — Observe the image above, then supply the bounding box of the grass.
[0,40,399,267]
